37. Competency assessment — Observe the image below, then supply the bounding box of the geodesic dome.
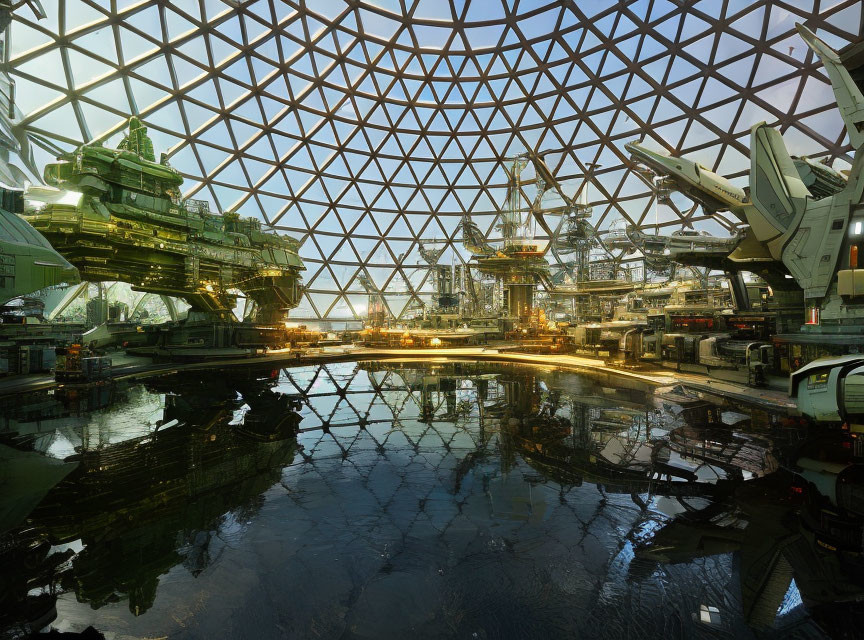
[8,0,862,319]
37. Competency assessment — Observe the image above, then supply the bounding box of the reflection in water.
[0,361,861,638]
[1,368,299,635]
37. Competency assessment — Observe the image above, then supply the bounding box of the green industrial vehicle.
[21,118,307,354]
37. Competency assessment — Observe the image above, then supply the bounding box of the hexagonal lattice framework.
[9,0,863,319]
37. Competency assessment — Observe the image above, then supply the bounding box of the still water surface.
[0,361,859,639]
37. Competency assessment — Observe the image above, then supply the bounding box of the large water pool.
[1,361,861,639]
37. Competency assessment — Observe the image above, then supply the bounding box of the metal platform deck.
[0,345,799,413]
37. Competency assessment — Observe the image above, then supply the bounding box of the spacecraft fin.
[796,23,864,150]
[749,123,811,233]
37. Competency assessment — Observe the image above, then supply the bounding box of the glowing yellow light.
[430,337,442,347]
